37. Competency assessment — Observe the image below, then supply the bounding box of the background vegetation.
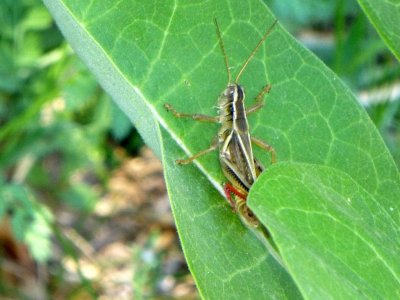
[0,0,398,298]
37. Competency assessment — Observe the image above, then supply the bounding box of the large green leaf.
[43,0,400,298]
[356,0,400,61]
[249,163,400,299]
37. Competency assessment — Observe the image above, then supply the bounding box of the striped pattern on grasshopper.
[164,19,277,227]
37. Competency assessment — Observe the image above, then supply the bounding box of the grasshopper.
[164,19,277,226]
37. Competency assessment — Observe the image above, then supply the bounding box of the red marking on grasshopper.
[223,182,247,211]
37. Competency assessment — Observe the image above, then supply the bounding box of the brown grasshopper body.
[164,19,277,226]
[218,84,264,195]
[217,83,273,226]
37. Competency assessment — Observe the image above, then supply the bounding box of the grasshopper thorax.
[218,83,246,123]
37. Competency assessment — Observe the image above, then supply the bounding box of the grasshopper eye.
[225,89,234,96]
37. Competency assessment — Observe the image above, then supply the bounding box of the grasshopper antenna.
[235,20,278,83]
[214,18,232,84]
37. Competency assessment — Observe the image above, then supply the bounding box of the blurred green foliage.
[132,231,165,299]
[0,181,53,262]
[0,0,142,265]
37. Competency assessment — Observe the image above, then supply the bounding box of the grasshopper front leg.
[164,104,219,164]
[245,84,272,115]
[164,103,219,123]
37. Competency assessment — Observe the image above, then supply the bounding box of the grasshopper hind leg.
[246,84,272,115]
[176,137,218,165]
[235,197,260,227]
[223,182,247,209]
